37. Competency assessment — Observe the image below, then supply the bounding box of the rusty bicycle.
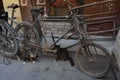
[15,0,120,78]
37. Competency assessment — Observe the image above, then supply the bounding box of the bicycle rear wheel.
[0,20,18,57]
[75,43,110,78]
[15,22,40,52]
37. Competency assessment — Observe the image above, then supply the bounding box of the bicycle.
[15,0,117,78]
[7,3,20,28]
[0,11,18,57]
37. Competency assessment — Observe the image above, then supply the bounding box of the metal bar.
[26,41,42,49]
[26,41,57,53]
[46,35,78,40]
[51,33,55,43]
[8,17,18,25]
[41,16,69,18]
[39,19,71,21]
[113,20,117,38]
[75,11,119,18]
[87,20,113,25]
[39,16,73,21]
[39,17,72,21]
[64,31,77,39]
[46,35,115,41]
[51,26,75,47]
[84,16,116,21]
[80,26,120,35]
[93,37,114,41]
[71,0,117,10]
[64,43,79,49]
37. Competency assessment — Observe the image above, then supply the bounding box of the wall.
[2,0,22,25]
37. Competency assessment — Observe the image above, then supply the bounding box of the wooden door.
[84,0,120,36]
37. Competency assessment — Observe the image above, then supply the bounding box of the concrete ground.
[0,55,117,80]
[0,56,91,80]
[0,36,119,80]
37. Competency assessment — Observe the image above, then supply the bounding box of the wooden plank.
[84,0,120,36]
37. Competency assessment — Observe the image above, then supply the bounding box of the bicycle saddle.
[7,3,20,9]
[30,6,44,14]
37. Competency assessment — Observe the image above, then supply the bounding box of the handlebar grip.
[7,3,20,9]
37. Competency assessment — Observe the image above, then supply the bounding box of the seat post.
[10,8,15,26]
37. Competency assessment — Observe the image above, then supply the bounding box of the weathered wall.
[2,0,22,23]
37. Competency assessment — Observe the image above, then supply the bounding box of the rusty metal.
[84,16,117,21]
[70,0,119,36]
[87,20,113,25]
[40,16,70,20]
[25,41,57,53]
[71,0,117,11]
[75,11,119,18]
[73,14,120,35]
[17,0,120,57]
[50,26,75,47]
[79,26,120,35]
[64,31,77,39]
[15,1,120,77]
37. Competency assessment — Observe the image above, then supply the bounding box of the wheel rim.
[16,25,38,49]
[76,43,110,77]
[0,28,17,56]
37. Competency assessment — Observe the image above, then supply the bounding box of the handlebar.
[62,0,76,16]
[7,3,20,9]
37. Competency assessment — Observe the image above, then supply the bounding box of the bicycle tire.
[15,22,40,51]
[0,20,18,57]
[75,42,110,78]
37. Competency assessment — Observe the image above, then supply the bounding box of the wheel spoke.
[75,43,110,78]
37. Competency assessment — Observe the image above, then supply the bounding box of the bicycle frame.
[28,17,79,52]
[16,0,118,78]
[7,3,20,27]
[26,15,90,54]
[26,0,119,53]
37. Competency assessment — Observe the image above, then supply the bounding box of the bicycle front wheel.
[0,20,18,57]
[75,43,110,78]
